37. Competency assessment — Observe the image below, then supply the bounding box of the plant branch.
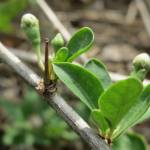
[0,42,111,150]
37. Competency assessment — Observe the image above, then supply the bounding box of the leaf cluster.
[51,27,150,142]
[21,13,150,148]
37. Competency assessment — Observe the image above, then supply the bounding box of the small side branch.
[0,42,111,150]
[36,0,71,41]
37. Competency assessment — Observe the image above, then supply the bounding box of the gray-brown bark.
[0,42,111,150]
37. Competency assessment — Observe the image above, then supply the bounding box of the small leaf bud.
[21,13,41,45]
[21,13,44,71]
[51,33,64,53]
[133,53,150,71]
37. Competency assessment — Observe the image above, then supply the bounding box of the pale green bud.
[133,53,150,71]
[21,13,40,45]
[131,53,150,81]
[51,33,64,53]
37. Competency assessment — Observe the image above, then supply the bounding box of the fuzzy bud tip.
[133,53,150,70]
[21,13,39,29]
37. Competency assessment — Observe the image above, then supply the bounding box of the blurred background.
[0,0,150,150]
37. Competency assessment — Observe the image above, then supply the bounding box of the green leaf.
[98,78,143,134]
[138,107,150,123]
[0,0,28,33]
[3,126,19,145]
[112,133,147,150]
[112,84,150,139]
[54,47,68,62]
[0,99,23,121]
[91,109,110,135]
[67,27,94,62]
[53,62,104,109]
[85,58,112,89]
[136,84,150,123]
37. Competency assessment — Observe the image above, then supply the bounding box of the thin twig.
[44,38,50,83]
[125,1,138,24]
[0,42,111,150]
[36,0,71,41]
[135,0,150,37]
[8,47,38,63]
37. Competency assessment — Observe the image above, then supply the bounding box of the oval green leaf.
[112,84,150,139]
[113,133,147,150]
[98,78,143,133]
[137,107,150,123]
[53,62,104,109]
[85,58,112,89]
[53,47,68,62]
[67,27,94,62]
[136,84,150,123]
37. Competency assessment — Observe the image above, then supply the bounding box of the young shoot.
[21,13,44,71]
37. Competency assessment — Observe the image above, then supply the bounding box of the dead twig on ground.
[135,0,150,37]
[36,0,71,41]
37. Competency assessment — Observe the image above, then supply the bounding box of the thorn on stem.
[44,38,50,84]
[43,38,57,97]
